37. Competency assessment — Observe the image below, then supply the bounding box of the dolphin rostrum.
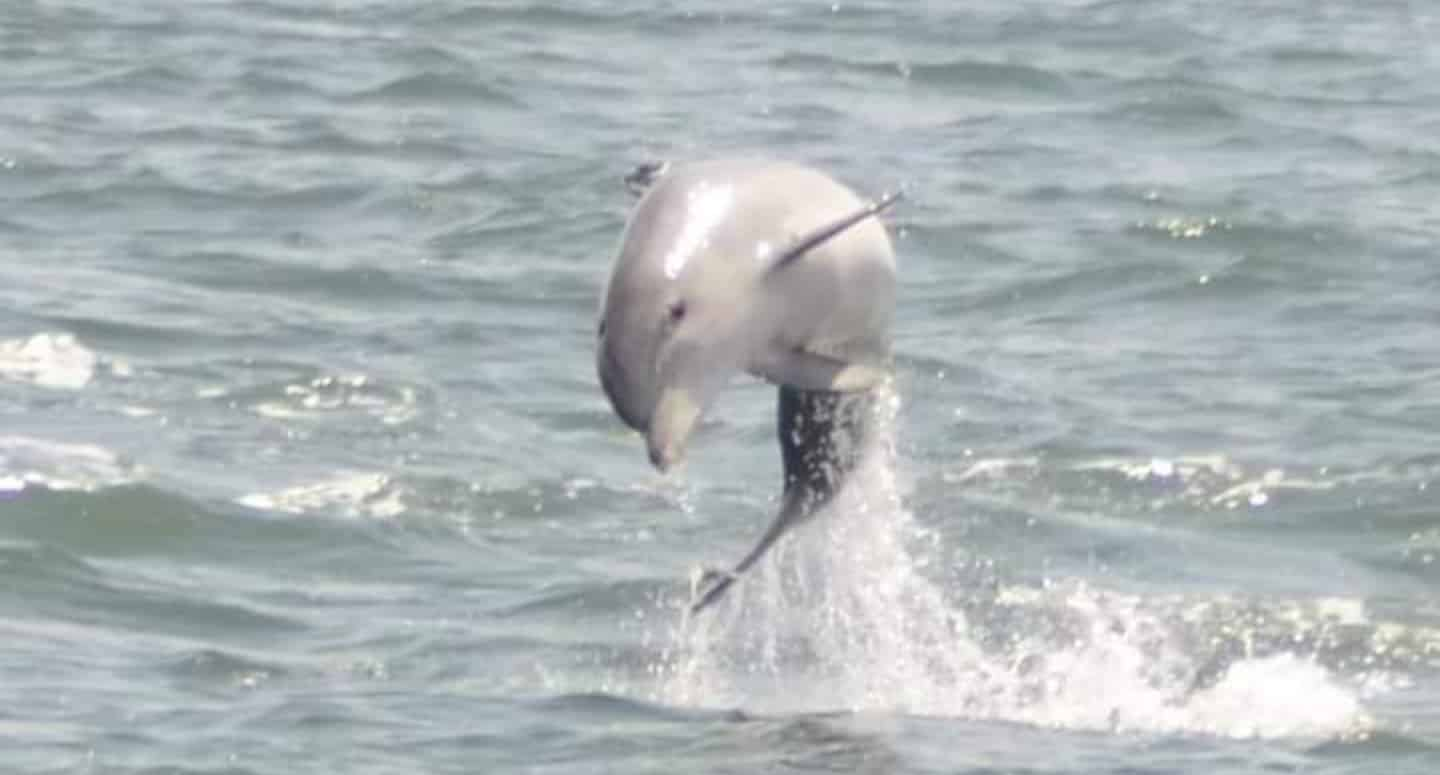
[596,159,900,612]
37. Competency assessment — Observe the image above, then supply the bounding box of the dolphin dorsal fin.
[624,161,670,198]
[769,189,904,271]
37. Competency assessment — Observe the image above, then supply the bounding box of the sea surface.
[2,1,1438,773]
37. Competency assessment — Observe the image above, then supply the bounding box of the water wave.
[343,72,521,106]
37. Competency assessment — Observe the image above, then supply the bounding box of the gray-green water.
[2,1,1438,772]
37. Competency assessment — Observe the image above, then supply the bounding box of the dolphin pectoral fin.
[822,358,889,393]
[757,347,888,393]
[767,189,904,271]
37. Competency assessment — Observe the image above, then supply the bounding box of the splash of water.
[626,385,1376,740]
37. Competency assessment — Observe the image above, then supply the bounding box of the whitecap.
[251,374,418,425]
[237,472,404,519]
[0,436,144,493]
[0,332,98,390]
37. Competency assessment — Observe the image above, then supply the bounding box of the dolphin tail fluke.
[689,567,739,613]
[687,490,811,612]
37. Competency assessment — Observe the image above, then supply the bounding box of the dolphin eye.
[667,300,687,323]
[597,319,606,337]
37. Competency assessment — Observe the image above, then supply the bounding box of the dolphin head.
[597,160,901,473]
[597,171,753,472]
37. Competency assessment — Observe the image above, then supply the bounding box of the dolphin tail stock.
[687,385,875,614]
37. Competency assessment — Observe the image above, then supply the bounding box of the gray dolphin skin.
[596,159,900,613]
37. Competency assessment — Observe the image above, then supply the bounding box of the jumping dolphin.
[596,159,900,612]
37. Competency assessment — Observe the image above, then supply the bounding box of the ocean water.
[2,1,1438,772]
